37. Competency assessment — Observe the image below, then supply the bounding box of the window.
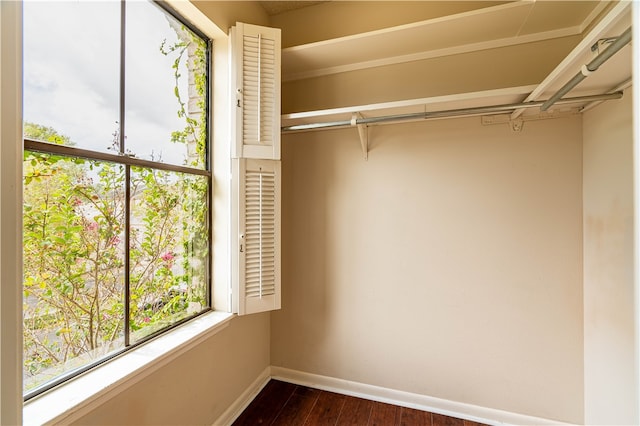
[22,0,210,399]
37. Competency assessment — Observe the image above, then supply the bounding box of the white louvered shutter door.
[230,22,281,160]
[232,159,281,315]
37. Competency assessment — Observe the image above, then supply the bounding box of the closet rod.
[541,27,632,111]
[281,92,623,132]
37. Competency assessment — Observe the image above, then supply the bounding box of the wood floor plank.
[335,395,374,425]
[463,420,487,426]
[232,380,296,426]
[432,413,464,426]
[303,390,347,426]
[369,401,401,426]
[233,380,488,426]
[272,386,321,425]
[400,407,432,426]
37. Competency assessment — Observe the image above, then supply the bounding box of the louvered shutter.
[230,22,281,160]
[232,159,281,315]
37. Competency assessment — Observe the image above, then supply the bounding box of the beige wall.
[583,87,637,424]
[72,313,270,425]
[272,115,585,423]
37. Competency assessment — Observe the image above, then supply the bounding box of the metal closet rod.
[281,92,623,132]
[541,27,632,111]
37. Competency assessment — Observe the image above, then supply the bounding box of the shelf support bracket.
[352,113,368,160]
[510,118,524,132]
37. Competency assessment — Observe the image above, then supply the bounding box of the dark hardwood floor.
[232,380,488,426]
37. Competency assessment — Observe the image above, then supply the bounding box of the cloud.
[23,0,199,165]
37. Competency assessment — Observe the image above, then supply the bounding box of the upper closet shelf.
[281,0,607,82]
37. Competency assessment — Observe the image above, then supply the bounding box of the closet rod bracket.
[352,113,368,160]
[510,118,524,132]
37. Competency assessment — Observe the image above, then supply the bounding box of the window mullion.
[119,0,126,157]
[124,166,131,347]
[120,0,131,347]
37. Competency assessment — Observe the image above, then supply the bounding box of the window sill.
[23,311,235,425]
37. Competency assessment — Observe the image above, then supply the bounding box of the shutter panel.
[230,22,281,160]
[232,158,281,315]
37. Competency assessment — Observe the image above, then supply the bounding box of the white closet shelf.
[281,1,607,82]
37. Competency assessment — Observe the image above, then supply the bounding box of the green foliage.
[24,122,73,146]
[23,154,126,384]
[160,27,208,169]
[23,151,208,390]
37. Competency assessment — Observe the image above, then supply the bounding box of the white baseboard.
[212,366,271,426]
[270,366,574,426]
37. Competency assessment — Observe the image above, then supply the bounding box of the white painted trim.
[23,311,234,426]
[270,367,576,426]
[633,3,640,424]
[212,366,271,426]
[0,1,23,424]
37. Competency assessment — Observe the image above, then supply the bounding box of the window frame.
[0,1,25,424]
[2,1,231,423]
[21,0,213,400]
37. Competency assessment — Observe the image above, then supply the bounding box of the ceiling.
[260,1,328,16]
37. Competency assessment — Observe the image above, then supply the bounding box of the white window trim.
[23,311,234,425]
[1,1,24,424]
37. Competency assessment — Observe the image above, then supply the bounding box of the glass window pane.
[23,1,120,153]
[23,152,126,394]
[22,0,210,398]
[125,1,208,169]
[129,167,209,343]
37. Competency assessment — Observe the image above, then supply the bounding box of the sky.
[23,0,198,167]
